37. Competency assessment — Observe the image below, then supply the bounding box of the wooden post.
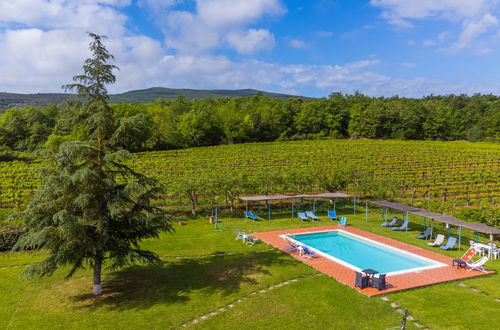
[268,201,271,220]
[292,199,295,218]
[365,201,368,223]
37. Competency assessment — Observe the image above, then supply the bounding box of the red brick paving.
[253,225,495,296]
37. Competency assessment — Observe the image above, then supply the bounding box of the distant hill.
[0,87,300,111]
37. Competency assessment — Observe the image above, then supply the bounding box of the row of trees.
[1,92,499,154]
[169,166,499,226]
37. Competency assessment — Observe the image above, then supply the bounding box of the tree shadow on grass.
[72,249,296,311]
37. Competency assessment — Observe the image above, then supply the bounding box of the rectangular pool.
[286,230,446,275]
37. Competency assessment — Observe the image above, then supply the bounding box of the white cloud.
[454,13,498,49]
[226,29,275,54]
[370,0,491,21]
[422,40,435,47]
[371,0,500,51]
[289,39,308,49]
[157,0,285,54]
[402,62,416,68]
[0,0,128,36]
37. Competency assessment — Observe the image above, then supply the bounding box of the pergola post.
[446,223,450,238]
[490,234,494,241]
[458,226,462,250]
[313,199,316,213]
[292,199,295,218]
[475,232,479,243]
[423,217,427,231]
[353,196,357,214]
[406,211,409,233]
[280,200,283,214]
[365,201,368,223]
[268,201,271,220]
[258,202,261,214]
[246,201,248,213]
[334,199,336,212]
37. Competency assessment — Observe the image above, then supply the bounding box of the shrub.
[0,226,25,250]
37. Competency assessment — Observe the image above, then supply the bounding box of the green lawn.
[0,206,498,329]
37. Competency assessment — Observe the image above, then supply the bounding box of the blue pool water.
[291,231,437,274]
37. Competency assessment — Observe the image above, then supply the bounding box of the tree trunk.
[93,256,102,296]
[190,192,197,216]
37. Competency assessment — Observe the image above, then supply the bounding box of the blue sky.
[1,0,500,97]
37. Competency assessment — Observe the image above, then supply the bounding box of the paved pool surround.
[254,225,495,296]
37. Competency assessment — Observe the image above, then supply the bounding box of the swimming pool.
[285,230,446,275]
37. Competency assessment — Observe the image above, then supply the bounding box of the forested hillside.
[0,87,296,111]
[0,93,498,155]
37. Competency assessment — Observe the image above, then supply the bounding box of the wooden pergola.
[369,200,500,248]
[239,192,351,220]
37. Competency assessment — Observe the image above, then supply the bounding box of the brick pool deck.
[254,225,495,296]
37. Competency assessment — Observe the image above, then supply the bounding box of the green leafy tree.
[13,33,173,296]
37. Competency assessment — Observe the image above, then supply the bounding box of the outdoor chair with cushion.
[381,216,398,227]
[372,273,387,291]
[440,237,457,250]
[416,227,433,239]
[284,236,300,252]
[305,211,320,221]
[298,212,309,222]
[328,210,338,221]
[339,216,347,226]
[428,234,445,247]
[354,271,369,289]
[301,246,318,259]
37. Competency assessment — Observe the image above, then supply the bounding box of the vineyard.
[0,139,499,215]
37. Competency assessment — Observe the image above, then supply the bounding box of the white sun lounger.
[427,234,444,247]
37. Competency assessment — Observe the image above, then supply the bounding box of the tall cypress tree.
[13,33,173,296]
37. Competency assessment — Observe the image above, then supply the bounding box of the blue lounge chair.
[416,227,433,239]
[339,217,347,226]
[381,216,398,227]
[440,237,457,250]
[305,211,320,221]
[327,210,338,221]
[301,246,318,259]
[244,210,261,221]
[284,236,300,252]
[392,219,408,231]
[298,212,309,221]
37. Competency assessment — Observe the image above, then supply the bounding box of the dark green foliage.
[13,144,173,277]
[0,226,25,250]
[12,33,174,295]
[2,92,500,155]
